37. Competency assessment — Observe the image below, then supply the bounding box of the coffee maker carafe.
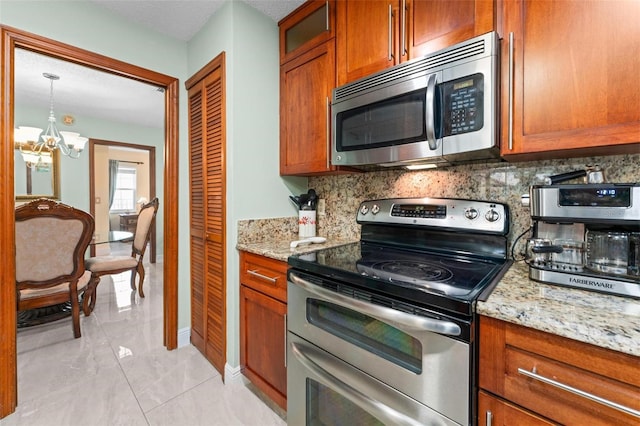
[528,183,640,298]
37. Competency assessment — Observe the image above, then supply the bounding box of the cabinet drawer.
[480,316,640,425]
[240,251,288,302]
[478,390,554,425]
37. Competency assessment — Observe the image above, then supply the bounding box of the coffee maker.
[527,183,640,298]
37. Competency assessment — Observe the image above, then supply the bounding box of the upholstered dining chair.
[15,198,95,338]
[82,197,159,315]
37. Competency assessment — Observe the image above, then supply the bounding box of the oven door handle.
[289,272,462,336]
[291,341,428,426]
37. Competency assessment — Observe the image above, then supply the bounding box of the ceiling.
[90,0,306,42]
[14,0,304,131]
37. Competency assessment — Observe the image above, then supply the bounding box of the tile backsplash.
[308,153,640,258]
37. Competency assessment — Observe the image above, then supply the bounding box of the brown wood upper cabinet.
[280,40,337,175]
[279,0,335,65]
[499,0,640,160]
[336,0,495,86]
[280,0,357,175]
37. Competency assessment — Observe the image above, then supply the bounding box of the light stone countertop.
[237,237,640,358]
[236,238,357,263]
[477,261,640,357]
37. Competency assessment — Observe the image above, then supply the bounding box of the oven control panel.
[357,197,508,234]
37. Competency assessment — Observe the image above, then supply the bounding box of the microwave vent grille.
[335,37,488,102]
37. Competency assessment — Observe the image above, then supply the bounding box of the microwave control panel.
[440,73,484,136]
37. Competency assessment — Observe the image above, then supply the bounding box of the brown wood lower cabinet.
[239,252,288,410]
[479,316,640,425]
[478,390,555,425]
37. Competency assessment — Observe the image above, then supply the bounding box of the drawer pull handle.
[517,367,640,418]
[247,269,278,283]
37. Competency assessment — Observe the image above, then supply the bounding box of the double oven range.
[287,197,511,426]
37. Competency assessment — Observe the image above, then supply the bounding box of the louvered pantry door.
[188,58,226,377]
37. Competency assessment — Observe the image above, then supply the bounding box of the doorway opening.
[89,140,157,262]
[1,25,179,418]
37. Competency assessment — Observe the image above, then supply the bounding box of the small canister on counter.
[290,189,318,239]
[298,207,316,238]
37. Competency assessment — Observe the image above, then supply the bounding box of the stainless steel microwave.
[331,31,500,168]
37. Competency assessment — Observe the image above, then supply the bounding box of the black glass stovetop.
[288,241,510,317]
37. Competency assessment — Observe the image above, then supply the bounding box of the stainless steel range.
[287,197,511,426]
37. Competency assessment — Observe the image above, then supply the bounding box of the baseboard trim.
[225,363,243,383]
[176,328,244,385]
[177,327,190,348]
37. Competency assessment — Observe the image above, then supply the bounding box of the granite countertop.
[478,261,640,357]
[238,235,639,358]
[237,238,357,263]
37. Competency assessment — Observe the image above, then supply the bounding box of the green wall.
[188,0,306,369]
[3,0,304,369]
[2,0,191,335]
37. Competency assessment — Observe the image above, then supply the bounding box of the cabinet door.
[240,285,287,410]
[407,0,495,59]
[478,391,555,426]
[500,0,640,159]
[279,0,335,65]
[280,41,336,175]
[336,0,401,86]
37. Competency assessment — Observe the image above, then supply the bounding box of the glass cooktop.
[288,241,510,316]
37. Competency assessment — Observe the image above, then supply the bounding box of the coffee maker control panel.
[530,183,640,223]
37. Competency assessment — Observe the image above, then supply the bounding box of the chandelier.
[14,73,88,167]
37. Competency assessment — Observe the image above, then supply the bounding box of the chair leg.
[137,263,146,298]
[82,275,100,316]
[70,284,81,338]
[130,267,137,292]
[82,280,92,316]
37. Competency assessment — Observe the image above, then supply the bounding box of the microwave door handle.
[291,342,426,426]
[425,74,438,150]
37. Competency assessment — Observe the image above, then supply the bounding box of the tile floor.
[2,247,287,426]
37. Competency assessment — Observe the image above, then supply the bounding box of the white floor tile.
[145,377,286,426]
[119,345,220,412]
[4,364,148,426]
[4,259,287,426]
